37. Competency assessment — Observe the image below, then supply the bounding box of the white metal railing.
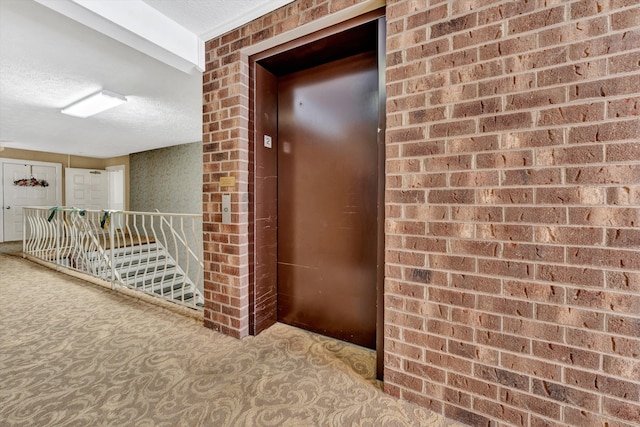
[23,207,204,310]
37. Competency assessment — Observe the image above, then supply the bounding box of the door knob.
[4,206,9,210]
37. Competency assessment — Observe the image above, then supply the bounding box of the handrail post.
[108,211,115,290]
[56,210,61,269]
[22,208,26,259]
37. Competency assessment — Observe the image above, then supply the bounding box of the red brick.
[423,154,473,171]
[607,142,640,163]
[403,173,448,189]
[567,246,640,269]
[604,397,640,424]
[451,307,501,331]
[505,206,567,224]
[536,304,605,330]
[536,263,605,288]
[473,397,529,426]
[404,205,447,221]
[539,17,608,47]
[449,240,500,258]
[476,224,533,242]
[451,60,503,85]
[479,73,536,96]
[535,187,605,205]
[476,151,533,169]
[565,407,639,427]
[603,355,640,381]
[429,254,476,273]
[479,36,537,61]
[477,330,531,353]
[446,135,499,152]
[430,49,478,72]
[480,112,533,132]
[448,372,498,398]
[451,97,501,118]
[501,352,562,381]
[502,168,562,185]
[608,314,640,338]
[430,222,474,239]
[478,1,536,24]
[566,288,640,314]
[405,360,446,383]
[405,40,448,62]
[532,379,600,411]
[606,228,640,248]
[430,120,476,138]
[537,102,605,126]
[565,367,640,401]
[405,4,449,30]
[450,171,500,187]
[430,83,478,104]
[452,24,502,49]
[450,205,503,222]
[508,6,565,34]
[384,368,424,392]
[503,280,565,304]
[445,404,493,427]
[503,242,564,263]
[478,294,534,318]
[506,87,566,110]
[427,189,475,204]
[407,107,447,124]
[478,188,533,205]
[500,388,562,419]
[567,328,640,358]
[532,341,600,369]
[386,189,426,204]
[502,129,564,149]
[430,13,478,38]
[538,59,608,87]
[569,29,640,61]
[611,7,640,30]
[387,127,426,143]
[569,207,639,227]
[570,75,640,101]
[607,97,640,119]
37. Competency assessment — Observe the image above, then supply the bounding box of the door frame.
[248,11,386,378]
[0,158,63,242]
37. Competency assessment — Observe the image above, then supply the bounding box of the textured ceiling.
[0,0,293,158]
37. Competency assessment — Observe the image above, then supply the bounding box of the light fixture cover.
[61,90,127,118]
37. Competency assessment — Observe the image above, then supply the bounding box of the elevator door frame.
[249,11,386,379]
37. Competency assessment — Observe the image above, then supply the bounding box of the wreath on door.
[13,177,49,187]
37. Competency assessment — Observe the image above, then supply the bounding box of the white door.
[2,163,59,241]
[107,165,125,229]
[65,168,109,210]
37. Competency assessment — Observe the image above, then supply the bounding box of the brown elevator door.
[277,51,379,349]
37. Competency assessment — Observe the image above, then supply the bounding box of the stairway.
[77,238,204,308]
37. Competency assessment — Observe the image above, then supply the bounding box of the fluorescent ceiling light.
[61,90,127,118]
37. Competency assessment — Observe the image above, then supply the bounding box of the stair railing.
[22,206,204,310]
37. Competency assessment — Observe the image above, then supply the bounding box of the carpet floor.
[0,252,463,427]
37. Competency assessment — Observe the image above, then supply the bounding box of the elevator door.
[277,51,379,348]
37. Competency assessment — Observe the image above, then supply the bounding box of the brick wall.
[201,0,371,337]
[202,0,640,425]
[384,0,640,425]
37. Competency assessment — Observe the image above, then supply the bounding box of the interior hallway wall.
[202,0,640,426]
[0,147,129,208]
[129,142,202,214]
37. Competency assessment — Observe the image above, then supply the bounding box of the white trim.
[0,158,63,242]
[200,0,297,42]
[241,0,386,57]
[34,0,204,74]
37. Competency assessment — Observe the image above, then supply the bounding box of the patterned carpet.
[0,252,463,427]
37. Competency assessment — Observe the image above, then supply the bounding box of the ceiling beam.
[34,0,204,74]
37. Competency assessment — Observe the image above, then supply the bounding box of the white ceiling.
[0,0,294,159]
